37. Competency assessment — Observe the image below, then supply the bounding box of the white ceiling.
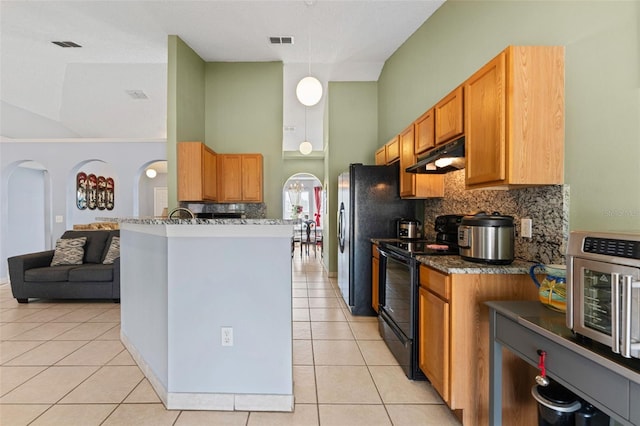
[0,0,445,151]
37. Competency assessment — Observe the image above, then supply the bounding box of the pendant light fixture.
[296,1,322,107]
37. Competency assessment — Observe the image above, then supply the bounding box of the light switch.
[55,215,64,223]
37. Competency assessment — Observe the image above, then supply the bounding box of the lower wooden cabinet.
[419,286,449,401]
[217,154,263,203]
[371,243,380,312]
[418,264,539,426]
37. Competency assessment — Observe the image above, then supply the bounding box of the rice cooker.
[397,219,421,239]
[457,212,515,264]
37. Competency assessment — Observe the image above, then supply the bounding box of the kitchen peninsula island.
[106,218,295,412]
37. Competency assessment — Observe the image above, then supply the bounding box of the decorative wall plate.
[106,177,114,210]
[76,172,87,210]
[87,174,97,210]
[97,175,107,210]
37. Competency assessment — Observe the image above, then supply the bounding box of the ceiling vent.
[51,41,82,48]
[269,36,294,45]
[126,90,148,100]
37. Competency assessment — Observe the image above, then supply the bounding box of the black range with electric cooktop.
[377,214,464,380]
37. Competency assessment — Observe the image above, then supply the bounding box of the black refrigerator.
[337,163,416,316]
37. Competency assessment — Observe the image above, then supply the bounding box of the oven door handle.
[621,274,640,358]
[612,272,620,354]
[379,308,410,348]
[378,247,411,266]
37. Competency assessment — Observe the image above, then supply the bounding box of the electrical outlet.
[221,327,233,346]
[521,218,533,238]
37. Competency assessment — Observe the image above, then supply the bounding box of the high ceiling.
[0,0,445,150]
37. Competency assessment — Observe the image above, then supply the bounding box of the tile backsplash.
[422,170,569,264]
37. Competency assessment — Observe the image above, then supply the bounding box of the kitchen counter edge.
[96,217,295,226]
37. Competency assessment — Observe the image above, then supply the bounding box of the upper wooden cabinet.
[464,46,565,189]
[177,141,217,202]
[375,146,386,165]
[435,86,464,145]
[217,154,263,203]
[414,108,435,155]
[399,124,444,199]
[375,136,400,165]
[386,137,400,163]
[241,154,263,202]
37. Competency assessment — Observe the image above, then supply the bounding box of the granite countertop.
[416,255,533,275]
[96,217,295,226]
[371,237,534,274]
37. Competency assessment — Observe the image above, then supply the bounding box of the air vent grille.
[269,36,294,45]
[52,41,82,48]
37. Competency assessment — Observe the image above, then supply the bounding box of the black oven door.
[377,246,424,380]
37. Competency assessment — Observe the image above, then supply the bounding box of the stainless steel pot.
[397,219,421,239]
[457,212,514,264]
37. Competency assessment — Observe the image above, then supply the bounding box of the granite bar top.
[96,217,295,226]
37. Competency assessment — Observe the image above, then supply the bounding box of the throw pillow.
[50,237,87,266]
[102,236,120,264]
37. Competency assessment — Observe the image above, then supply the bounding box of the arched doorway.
[138,160,167,217]
[283,173,323,227]
[5,161,50,257]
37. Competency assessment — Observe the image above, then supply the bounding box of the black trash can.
[531,380,581,426]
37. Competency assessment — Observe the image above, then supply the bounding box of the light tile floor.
[0,249,461,425]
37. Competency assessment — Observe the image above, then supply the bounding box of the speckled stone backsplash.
[181,202,267,219]
[422,170,569,264]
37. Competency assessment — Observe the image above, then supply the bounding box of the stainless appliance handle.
[611,272,620,354]
[565,257,574,330]
[621,274,633,358]
[621,275,640,358]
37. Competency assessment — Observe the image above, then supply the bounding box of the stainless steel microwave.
[567,231,640,358]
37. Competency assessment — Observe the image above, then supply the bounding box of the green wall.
[378,0,640,232]
[325,82,378,273]
[204,62,285,218]
[167,35,206,210]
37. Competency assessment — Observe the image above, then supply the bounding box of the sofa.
[8,230,120,303]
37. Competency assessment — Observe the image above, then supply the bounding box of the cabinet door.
[399,125,444,199]
[241,154,263,202]
[218,154,243,202]
[177,142,202,201]
[414,108,435,155]
[386,137,400,163]
[177,141,217,202]
[202,147,217,201]
[375,146,386,165]
[372,244,380,312]
[419,286,450,402]
[435,86,464,145]
[399,125,416,198]
[464,51,507,187]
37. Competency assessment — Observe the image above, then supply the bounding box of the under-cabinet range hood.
[406,136,465,174]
